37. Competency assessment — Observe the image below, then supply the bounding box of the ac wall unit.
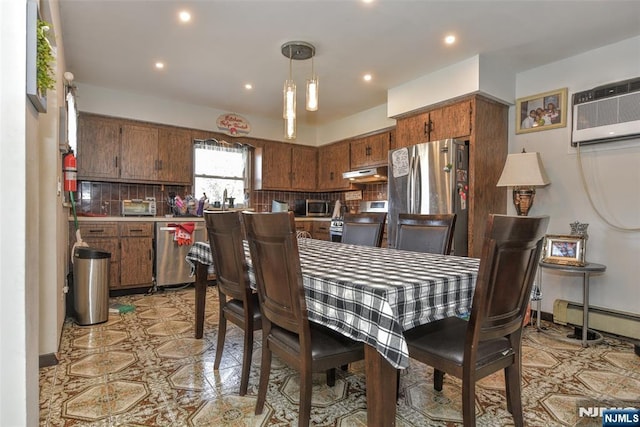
[571,77,640,146]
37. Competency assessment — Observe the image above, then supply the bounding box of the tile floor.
[40,286,640,426]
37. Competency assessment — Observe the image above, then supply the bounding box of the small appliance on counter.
[293,199,330,217]
[272,200,289,212]
[122,197,157,216]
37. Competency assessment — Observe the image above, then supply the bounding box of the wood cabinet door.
[349,137,370,169]
[120,124,159,181]
[395,112,430,149]
[157,127,193,184]
[366,132,391,166]
[312,221,330,241]
[430,101,472,140]
[291,145,317,190]
[119,237,153,288]
[261,142,292,189]
[318,141,351,190]
[77,114,121,179]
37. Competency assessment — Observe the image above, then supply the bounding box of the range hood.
[342,166,388,183]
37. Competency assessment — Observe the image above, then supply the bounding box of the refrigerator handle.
[413,155,421,214]
[407,154,415,214]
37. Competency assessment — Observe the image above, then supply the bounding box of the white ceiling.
[58,0,640,127]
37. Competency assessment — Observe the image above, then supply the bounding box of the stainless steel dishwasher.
[154,220,207,287]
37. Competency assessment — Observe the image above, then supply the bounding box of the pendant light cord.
[576,142,640,232]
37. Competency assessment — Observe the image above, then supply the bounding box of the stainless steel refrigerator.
[387,139,469,256]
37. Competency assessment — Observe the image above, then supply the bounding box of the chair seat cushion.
[271,323,364,361]
[225,293,262,323]
[404,317,513,367]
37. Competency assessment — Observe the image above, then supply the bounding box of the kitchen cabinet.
[120,124,159,181]
[254,142,317,191]
[394,100,471,149]
[312,221,330,241]
[294,220,313,236]
[70,221,154,290]
[77,113,194,185]
[157,127,193,184]
[77,115,121,180]
[317,141,351,191]
[118,222,154,288]
[393,94,508,257]
[350,131,393,169]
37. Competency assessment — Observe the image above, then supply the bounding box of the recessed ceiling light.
[155,62,165,69]
[362,0,375,4]
[245,83,253,90]
[179,11,191,22]
[445,35,456,45]
[363,74,372,82]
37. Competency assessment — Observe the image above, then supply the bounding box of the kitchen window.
[193,139,251,208]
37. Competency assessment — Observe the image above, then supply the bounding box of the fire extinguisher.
[63,151,77,192]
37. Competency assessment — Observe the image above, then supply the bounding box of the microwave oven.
[293,199,330,217]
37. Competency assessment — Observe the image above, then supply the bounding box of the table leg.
[582,272,590,347]
[194,262,208,339]
[365,344,397,427]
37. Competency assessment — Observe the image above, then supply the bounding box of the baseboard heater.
[553,299,640,341]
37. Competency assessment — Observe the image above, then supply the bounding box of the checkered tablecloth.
[186,238,479,369]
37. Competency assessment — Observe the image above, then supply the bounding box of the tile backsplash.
[76,181,388,217]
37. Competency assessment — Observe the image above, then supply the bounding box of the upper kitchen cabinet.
[394,100,472,149]
[77,113,194,185]
[77,114,121,180]
[350,130,394,169]
[157,127,193,184]
[254,141,317,191]
[120,123,159,181]
[318,140,351,191]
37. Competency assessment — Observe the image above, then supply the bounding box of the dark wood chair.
[242,212,365,427]
[341,212,387,247]
[396,213,457,254]
[204,211,262,396]
[403,214,549,427]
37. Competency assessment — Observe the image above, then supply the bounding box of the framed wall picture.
[542,234,586,266]
[516,88,567,134]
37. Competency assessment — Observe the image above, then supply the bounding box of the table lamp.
[496,149,550,216]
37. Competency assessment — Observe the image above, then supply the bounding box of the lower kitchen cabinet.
[295,220,331,241]
[70,221,154,290]
[118,223,154,288]
[312,221,330,241]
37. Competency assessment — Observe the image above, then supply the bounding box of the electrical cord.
[576,142,640,232]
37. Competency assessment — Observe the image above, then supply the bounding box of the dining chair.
[204,211,262,396]
[242,211,365,427]
[396,213,457,254]
[341,212,387,247]
[403,214,549,427]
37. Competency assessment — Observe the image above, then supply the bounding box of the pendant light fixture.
[281,41,317,140]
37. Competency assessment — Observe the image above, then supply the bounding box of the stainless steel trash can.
[73,247,110,325]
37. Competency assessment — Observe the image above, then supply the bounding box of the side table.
[538,261,607,347]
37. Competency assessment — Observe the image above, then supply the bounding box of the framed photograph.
[516,88,567,134]
[542,234,586,266]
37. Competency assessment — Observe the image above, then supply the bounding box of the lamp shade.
[496,151,550,187]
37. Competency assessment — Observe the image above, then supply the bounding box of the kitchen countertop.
[69,210,330,222]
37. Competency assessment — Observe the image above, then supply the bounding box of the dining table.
[186,237,479,426]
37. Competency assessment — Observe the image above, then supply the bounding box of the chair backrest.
[204,211,251,301]
[341,212,387,247]
[468,214,549,345]
[396,213,457,254]
[242,212,309,337]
